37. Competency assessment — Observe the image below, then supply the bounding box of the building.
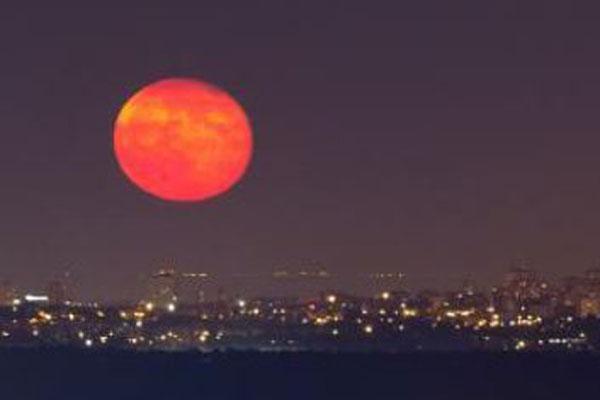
[0,280,17,306]
[494,266,552,319]
[561,268,600,318]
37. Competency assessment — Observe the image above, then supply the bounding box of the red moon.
[113,78,253,202]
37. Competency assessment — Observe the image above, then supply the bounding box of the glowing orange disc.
[113,78,253,202]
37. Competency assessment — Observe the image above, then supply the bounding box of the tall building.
[148,268,178,310]
[271,265,332,299]
[0,280,17,306]
[494,265,551,319]
[561,268,600,317]
[367,272,404,296]
[46,272,74,305]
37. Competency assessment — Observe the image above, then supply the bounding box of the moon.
[113,78,253,202]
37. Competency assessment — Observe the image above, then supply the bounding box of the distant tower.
[368,271,404,296]
[148,261,179,310]
[46,271,74,305]
[576,265,600,317]
[497,259,550,319]
[0,280,17,306]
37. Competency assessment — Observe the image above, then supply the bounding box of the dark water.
[1,348,599,399]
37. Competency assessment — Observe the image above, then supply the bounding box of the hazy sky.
[2,2,600,300]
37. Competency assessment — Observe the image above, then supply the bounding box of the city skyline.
[3,258,600,354]
[2,259,600,304]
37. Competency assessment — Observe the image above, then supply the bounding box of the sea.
[1,348,599,399]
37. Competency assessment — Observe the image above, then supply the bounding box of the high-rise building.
[0,280,17,306]
[46,272,74,305]
[561,268,600,317]
[148,268,178,310]
[494,264,551,319]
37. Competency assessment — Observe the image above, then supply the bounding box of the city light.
[0,267,598,353]
[24,294,49,303]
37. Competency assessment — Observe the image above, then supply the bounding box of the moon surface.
[113,78,253,202]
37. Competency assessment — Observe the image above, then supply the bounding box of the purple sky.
[1,2,600,300]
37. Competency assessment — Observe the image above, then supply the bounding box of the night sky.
[2,2,600,300]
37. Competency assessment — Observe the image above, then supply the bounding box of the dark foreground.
[1,348,600,399]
